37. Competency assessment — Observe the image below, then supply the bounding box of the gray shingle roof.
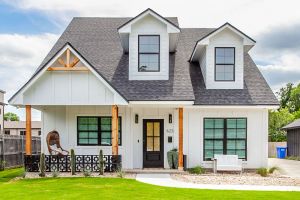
[10,17,278,105]
[282,119,300,130]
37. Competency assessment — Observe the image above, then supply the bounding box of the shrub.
[83,169,91,177]
[188,166,205,174]
[70,149,75,175]
[99,150,104,175]
[0,160,6,171]
[268,166,279,174]
[256,168,268,177]
[116,167,125,178]
[52,169,59,178]
[39,153,46,177]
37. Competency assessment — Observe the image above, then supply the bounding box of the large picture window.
[138,35,160,72]
[204,118,247,161]
[215,47,235,81]
[77,116,121,146]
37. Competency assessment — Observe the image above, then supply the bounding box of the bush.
[83,169,91,177]
[39,153,46,177]
[99,149,104,175]
[116,167,125,178]
[0,160,6,171]
[256,168,268,177]
[71,149,75,175]
[268,166,279,174]
[52,169,59,178]
[188,166,205,174]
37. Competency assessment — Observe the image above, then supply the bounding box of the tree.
[290,83,300,113]
[277,83,293,110]
[269,108,295,142]
[4,112,20,121]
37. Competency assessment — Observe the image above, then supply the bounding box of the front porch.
[23,104,186,171]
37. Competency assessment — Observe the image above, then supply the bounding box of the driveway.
[269,158,300,178]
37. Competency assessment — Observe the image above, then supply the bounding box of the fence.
[24,155,121,173]
[268,142,287,157]
[0,133,41,168]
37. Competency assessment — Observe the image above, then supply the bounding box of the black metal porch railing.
[24,154,121,173]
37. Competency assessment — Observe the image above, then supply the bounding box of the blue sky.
[0,0,300,120]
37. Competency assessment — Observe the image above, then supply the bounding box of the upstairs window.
[138,35,160,72]
[215,47,235,81]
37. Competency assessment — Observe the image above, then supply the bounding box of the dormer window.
[215,47,235,81]
[138,35,160,72]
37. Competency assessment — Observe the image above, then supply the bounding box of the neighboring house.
[282,119,300,157]
[9,9,278,170]
[0,90,5,132]
[4,121,41,136]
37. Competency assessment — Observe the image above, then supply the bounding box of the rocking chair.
[46,130,69,156]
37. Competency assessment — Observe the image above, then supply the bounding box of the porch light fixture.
[135,114,139,124]
[169,114,172,123]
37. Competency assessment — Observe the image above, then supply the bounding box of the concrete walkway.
[136,173,300,191]
[269,158,300,178]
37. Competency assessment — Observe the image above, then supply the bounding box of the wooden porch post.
[112,105,119,156]
[178,107,183,170]
[25,105,32,155]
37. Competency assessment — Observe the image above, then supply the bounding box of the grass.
[0,168,299,199]
[0,167,24,182]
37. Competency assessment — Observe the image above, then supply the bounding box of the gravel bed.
[171,172,300,186]
[24,172,136,179]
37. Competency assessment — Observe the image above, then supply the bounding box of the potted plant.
[167,148,178,169]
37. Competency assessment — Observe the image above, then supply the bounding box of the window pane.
[89,132,98,139]
[215,119,224,128]
[153,137,160,151]
[88,125,98,130]
[205,140,214,149]
[101,132,111,139]
[101,138,111,145]
[89,139,98,144]
[227,129,236,138]
[79,118,88,124]
[79,124,88,131]
[139,36,159,53]
[79,139,88,144]
[237,129,246,138]
[227,150,236,155]
[88,118,98,124]
[204,119,214,128]
[101,117,111,124]
[204,129,214,138]
[101,124,111,131]
[147,137,153,151]
[79,132,88,138]
[227,119,236,128]
[237,119,246,128]
[154,122,160,136]
[237,150,246,158]
[214,150,223,155]
[216,65,234,81]
[147,123,153,136]
[236,140,246,149]
[205,150,214,160]
[214,141,223,150]
[227,140,236,149]
[139,54,159,72]
[214,129,224,138]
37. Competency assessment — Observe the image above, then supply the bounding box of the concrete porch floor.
[124,168,187,174]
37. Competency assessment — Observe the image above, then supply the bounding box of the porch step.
[124,168,188,174]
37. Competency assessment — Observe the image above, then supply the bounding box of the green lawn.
[0,168,299,200]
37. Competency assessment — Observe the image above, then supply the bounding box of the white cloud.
[0,33,58,120]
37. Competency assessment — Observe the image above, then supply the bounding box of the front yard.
[0,168,300,200]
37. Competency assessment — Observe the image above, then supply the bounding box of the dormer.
[190,23,256,89]
[118,9,180,80]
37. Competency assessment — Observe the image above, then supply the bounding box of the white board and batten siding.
[21,71,126,105]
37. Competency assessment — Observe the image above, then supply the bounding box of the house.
[0,90,5,131]
[4,121,41,136]
[282,119,300,157]
[9,9,278,170]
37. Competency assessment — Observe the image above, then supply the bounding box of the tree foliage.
[4,112,20,121]
[269,83,300,142]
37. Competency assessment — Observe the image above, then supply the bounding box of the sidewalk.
[136,173,300,191]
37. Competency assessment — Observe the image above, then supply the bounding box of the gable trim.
[118,8,180,32]
[189,22,256,61]
[9,42,128,105]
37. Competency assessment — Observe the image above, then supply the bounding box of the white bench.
[213,154,243,173]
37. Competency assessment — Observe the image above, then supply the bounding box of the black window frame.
[203,118,247,161]
[77,116,122,146]
[214,47,235,82]
[138,35,160,72]
[20,130,26,136]
[4,130,10,135]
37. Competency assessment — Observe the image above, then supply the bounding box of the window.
[20,131,26,135]
[77,116,121,146]
[215,47,235,81]
[138,35,160,72]
[204,118,247,160]
[4,130,10,135]
[38,131,41,136]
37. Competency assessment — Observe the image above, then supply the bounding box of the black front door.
[143,119,164,168]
